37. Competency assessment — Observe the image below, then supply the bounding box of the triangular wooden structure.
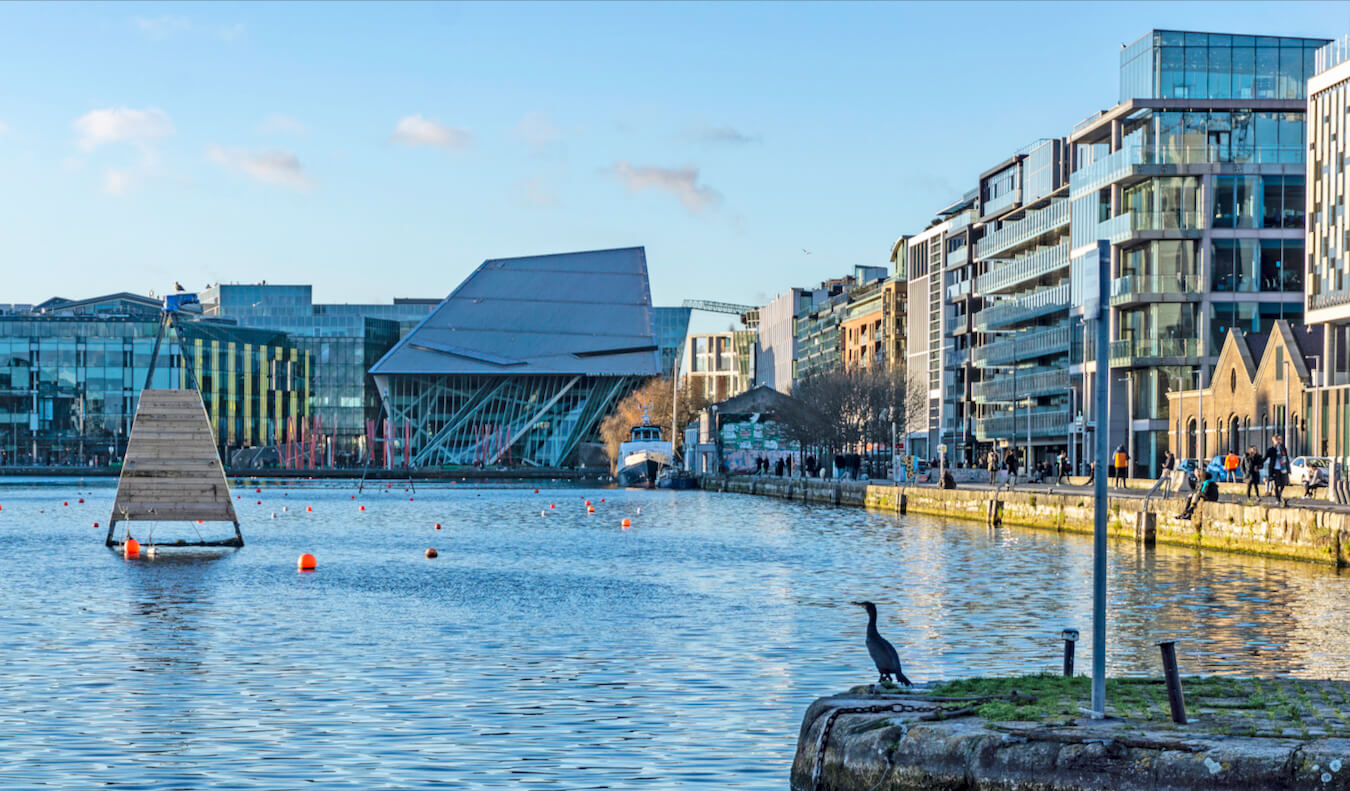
[105,389,242,548]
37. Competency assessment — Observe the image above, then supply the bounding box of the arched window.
[1187,418,1197,459]
[1230,369,1237,393]
[1230,416,1240,453]
[1201,420,1208,459]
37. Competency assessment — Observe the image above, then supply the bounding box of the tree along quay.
[792,676,1350,791]
[699,475,1350,567]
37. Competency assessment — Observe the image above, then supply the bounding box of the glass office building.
[0,302,309,467]
[200,284,437,461]
[1068,29,1327,475]
[652,306,693,375]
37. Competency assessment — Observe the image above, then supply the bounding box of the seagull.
[174,281,185,292]
[851,601,912,687]
[802,248,812,255]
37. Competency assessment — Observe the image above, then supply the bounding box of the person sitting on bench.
[1177,470,1219,520]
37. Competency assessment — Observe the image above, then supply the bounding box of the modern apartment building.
[937,193,980,466]
[686,331,755,402]
[1068,29,1326,474]
[1304,36,1350,456]
[754,288,812,393]
[970,139,1073,469]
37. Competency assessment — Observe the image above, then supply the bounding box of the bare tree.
[599,377,709,468]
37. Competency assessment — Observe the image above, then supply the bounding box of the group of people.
[1173,434,1297,519]
[986,449,1078,489]
[751,455,792,477]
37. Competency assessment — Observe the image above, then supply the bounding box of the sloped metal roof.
[369,247,661,377]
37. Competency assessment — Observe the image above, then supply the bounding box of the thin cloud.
[695,125,761,145]
[74,107,174,151]
[206,145,314,193]
[515,111,559,149]
[259,113,308,136]
[390,114,471,151]
[610,160,721,214]
[102,168,133,196]
[219,23,245,42]
[136,16,192,38]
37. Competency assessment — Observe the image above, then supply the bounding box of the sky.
[1,0,1348,315]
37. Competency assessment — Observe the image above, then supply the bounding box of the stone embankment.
[792,680,1350,791]
[700,475,1349,566]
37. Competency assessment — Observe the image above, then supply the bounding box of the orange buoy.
[359,505,365,511]
[63,501,68,506]
[587,505,595,513]
[79,498,85,503]
[585,500,591,506]
[306,506,313,512]
[93,521,100,528]
[600,498,605,503]
[550,504,555,509]
[621,518,631,527]
[435,523,441,529]
[124,538,140,558]
[351,495,356,499]
[257,500,262,505]
[534,488,539,493]
[425,548,438,558]
[256,488,262,493]
[411,497,416,501]
[297,553,317,571]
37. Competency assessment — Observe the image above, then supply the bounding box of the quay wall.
[699,475,1349,567]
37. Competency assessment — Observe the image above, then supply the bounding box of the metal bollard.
[1157,640,1187,724]
[1061,629,1079,677]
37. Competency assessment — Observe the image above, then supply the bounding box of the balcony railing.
[1318,35,1350,73]
[973,283,1070,332]
[946,279,971,301]
[1072,144,1306,193]
[972,323,1071,367]
[1108,337,1200,366]
[1109,273,1202,305]
[972,367,1069,404]
[1098,210,1204,243]
[975,241,1070,295]
[976,199,1070,260]
[975,405,1072,441]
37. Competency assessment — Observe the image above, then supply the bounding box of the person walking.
[986,449,998,486]
[1056,450,1069,484]
[1225,450,1241,483]
[1004,448,1019,489]
[1264,435,1291,506]
[1244,445,1262,499]
[1113,445,1129,488]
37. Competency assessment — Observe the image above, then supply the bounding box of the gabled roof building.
[369,247,661,467]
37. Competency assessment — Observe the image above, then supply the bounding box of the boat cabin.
[629,425,663,442]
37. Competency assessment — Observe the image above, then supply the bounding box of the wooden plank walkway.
[106,389,242,547]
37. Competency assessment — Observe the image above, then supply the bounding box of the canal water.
[3,478,1348,789]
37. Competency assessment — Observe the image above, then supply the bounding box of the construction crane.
[681,299,759,328]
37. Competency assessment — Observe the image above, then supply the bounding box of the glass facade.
[1120,31,1324,103]
[199,284,437,458]
[0,315,308,467]
[652,306,693,375]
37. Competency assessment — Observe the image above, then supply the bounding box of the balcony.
[1071,144,1306,194]
[1109,274,1202,306]
[975,405,1072,441]
[972,324,1071,367]
[1098,210,1204,244]
[973,283,1070,332]
[1108,337,1201,367]
[976,199,1070,260]
[975,241,1070,295]
[946,279,971,301]
[972,367,1069,404]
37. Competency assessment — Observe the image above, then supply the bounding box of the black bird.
[851,601,912,686]
[174,281,185,292]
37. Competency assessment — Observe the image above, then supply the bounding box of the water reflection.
[0,480,1347,789]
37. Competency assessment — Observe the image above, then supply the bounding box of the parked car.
[1290,456,1330,486]
[1205,455,1229,479]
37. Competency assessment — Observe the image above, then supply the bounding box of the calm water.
[3,478,1349,789]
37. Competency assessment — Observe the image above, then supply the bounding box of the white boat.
[617,416,672,488]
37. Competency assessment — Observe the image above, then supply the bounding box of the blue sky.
[1,1,1346,311]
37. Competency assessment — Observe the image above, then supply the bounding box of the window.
[1230,369,1237,393]
[1276,346,1285,380]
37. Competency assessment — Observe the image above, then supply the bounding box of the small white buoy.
[282,506,289,512]
[270,512,277,519]
[540,510,547,517]
[146,546,159,559]
[636,507,642,515]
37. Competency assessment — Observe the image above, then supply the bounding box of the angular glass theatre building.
[369,247,661,468]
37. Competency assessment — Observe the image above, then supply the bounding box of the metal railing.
[1108,337,1200,365]
[976,199,1070,260]
[976,241,1070,295]
[973,283,1070,332]
[975,405,1072,440]
[1318,35,1350,73]
[946,279,971,301]
[1109,273,1202,304]
[1071,144,1306,193]
[973,323,1072,367]
[972,367,1069,404]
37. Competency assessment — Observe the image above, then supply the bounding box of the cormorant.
[851,601,912,686]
